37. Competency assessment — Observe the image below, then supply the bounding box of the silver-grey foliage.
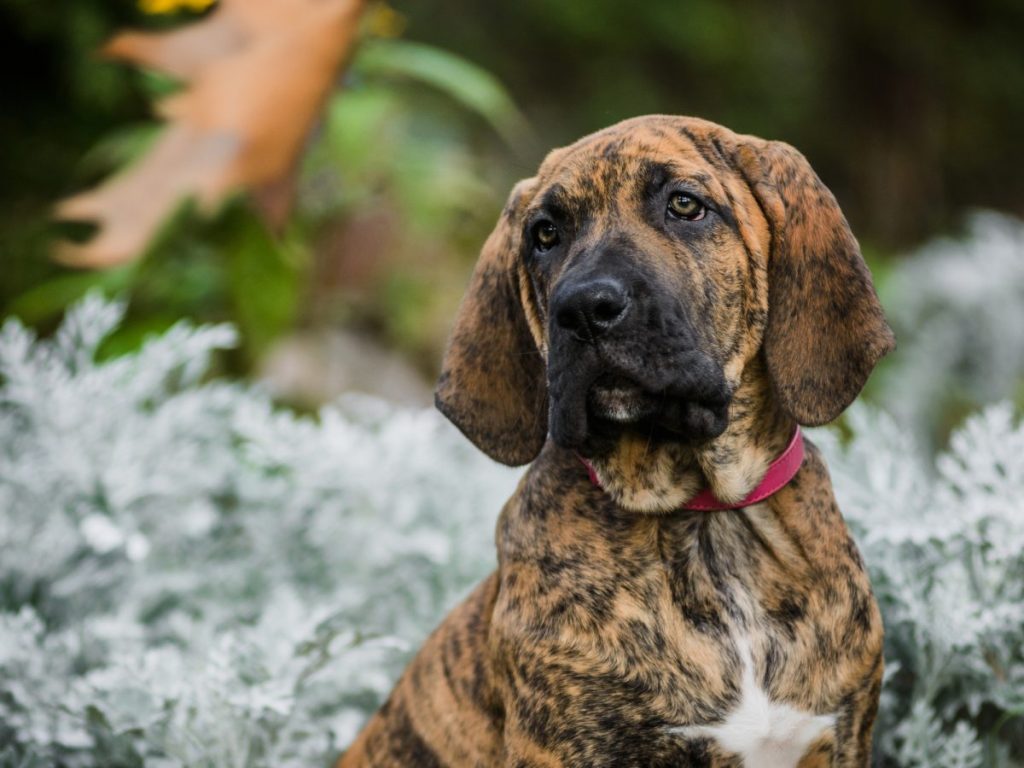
[815,406,1024,766]
[879,211,1024,451]
[1,270,1022,765]
[0,294,516,766]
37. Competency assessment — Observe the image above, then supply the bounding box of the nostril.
[592,297,626,326]
[552,278,630,339]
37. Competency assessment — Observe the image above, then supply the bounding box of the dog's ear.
[732,137,895,425]
[435,179,548,465]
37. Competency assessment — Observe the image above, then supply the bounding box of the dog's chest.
[670,637,837,767]
[655,579,840,764]
[498,505,865,765]
[655,513,844,761]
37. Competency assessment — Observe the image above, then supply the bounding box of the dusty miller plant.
[815,406,1024,767]
[1,269,1022,766]
[0,294,517,767]
[879,211,1024,450]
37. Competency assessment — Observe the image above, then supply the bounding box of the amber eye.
[667,192,706,220]
[534,221,560,251]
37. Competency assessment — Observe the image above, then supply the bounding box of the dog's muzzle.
[546,273,732,453]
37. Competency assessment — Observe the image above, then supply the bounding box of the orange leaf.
[55,0,366,268]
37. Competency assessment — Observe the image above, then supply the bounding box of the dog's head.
[436,115,894,511]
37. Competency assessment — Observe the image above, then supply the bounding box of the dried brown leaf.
[55,0,366,267]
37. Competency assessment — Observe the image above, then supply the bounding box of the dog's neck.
[589,357,795,513]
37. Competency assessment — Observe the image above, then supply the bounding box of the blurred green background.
[2,0,1023,408]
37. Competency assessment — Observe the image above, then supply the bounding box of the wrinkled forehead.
[529,118,733,217]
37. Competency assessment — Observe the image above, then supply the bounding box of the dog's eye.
[533,221,560,251]
[667,193,706,221]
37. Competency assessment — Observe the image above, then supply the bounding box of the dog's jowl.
[338,115,894,768]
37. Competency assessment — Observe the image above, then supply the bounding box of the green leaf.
[220,207,302,362]
[353,39,529,146]
[7,266,137,326]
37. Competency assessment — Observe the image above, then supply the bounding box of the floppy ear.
[434,179,548,466]
[733,138,895,425]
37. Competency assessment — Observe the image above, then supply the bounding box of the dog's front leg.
[337,575,506,767]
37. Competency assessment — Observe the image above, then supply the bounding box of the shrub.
[817,406,1024,766]
[879,211,1024,450]
[0,295,1021,766]
[0,294,516,766]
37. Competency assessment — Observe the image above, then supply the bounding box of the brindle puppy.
[338,115,895,768]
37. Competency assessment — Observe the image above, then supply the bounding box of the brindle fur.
[338,115,893,767]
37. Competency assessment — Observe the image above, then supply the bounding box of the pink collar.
[577,427,804,511]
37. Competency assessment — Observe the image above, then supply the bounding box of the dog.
[338,115,895,767]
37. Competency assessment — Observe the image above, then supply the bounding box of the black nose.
[553,277,630,339]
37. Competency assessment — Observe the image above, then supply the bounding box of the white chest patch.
[670,640,836,768]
